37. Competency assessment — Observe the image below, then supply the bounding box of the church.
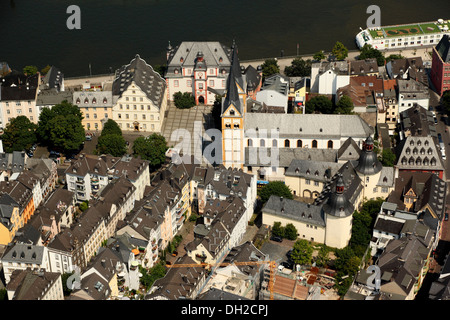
[262,136,395,249]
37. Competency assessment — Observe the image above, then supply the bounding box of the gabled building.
[395,136,444,179]
[310,60,350,96]
[146,255,208,300]
[255,73,289,113]
[112,54,167,132]
[431,34,450,96]
[73,91,113,131]
[349,58,379,77]
[0,193,21,245]
[397,79,430,113]
[0,72,39,128]
[6,268,63,300]
[165,41,232,105]
[1,243,50,284]
[386,57,428,87]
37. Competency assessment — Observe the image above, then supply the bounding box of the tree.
[79,201,89,212]
[173,91,195,109]
[305,95,333,114]
[313,50,326,61]
[332,41,349,61]
[48,114,85,153]
[1,116,37,153]
[153,64,167,77]
[272,221,284,238]
[380,148,396,167]
[132,133,168,169]
[315,245,330,267]
[97,134,127,157]
[41,65,52,75]
[61,272,74,296]
[358,44,385,66]
[290,239,313,265]
[258,181,294,204]
[385,54,405,63]
[335,95,354,114]
[23,65,38,75]
[37,100,84,153]
[211,94,223,129]
[261,58,280,79]
[284,223,298,240]
[284,58,312,77]
[101,119,122,137]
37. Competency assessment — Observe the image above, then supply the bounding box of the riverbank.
[64,46,434,89]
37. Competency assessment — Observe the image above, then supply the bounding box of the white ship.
[356,19,450,50]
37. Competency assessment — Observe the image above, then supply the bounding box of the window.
[305,179,310,185]
[272,140,277,147]
[187,80,192,87]
[284,139,290,147]
[297,140,302,148]
[174,80,179,87]
[209,80,214,87]
[312,140,318,148]
[327,140,333,149]
[260,139,265,147]
[248,139,253,147]
[199,83,204,90]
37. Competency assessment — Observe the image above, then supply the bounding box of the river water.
[0,0,448,77]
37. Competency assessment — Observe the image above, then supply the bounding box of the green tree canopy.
[313,50,326,61]
[284,58,312,77]
[23,65,38,75]
[1,116,37,153]
[379,148,396,167]
[358,44,385,66]
[290,239,313,265]
[335,95,354,114]
[37,100,84,153]
[272,221,284,238]
[332,41,349,61]
[100,119,122,137]
[41,65,52,75]
[385,54,405,63]
[305,95,334,114]
[97,134,127,157]
[315,245,331,267]
[173,92,195,109]
[258,181,294,204]
[132,133,168,169]
[47,115,85,154]
[284,223,298,240]
[261,58,280,79]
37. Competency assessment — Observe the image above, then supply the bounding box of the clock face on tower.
[198,72,204,79]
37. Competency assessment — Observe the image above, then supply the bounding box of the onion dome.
[322,175,354,218]
[355,136,382,175]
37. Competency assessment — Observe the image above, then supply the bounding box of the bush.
[173,92,195,109]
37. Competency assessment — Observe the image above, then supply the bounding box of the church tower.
[221,43,246,168]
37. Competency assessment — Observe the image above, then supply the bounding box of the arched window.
[312,140,318,148]
[327,140,333,149]
[260,139,265,147]
[248,139,253,147]
[272,139,277,147]
[284,139,290,147]
[297,140,302,148]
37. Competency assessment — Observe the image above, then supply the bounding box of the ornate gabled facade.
[112,54,167,132]
[165,41,232,105]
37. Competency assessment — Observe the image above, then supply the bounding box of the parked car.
[445,213,449,221]
[281,261,294,270]
[271,235,283,243]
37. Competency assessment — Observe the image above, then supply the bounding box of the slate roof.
[244,113,373,139]
[41,66,64,91]
[145,254,207,300]
[0,73,38,101]
[0,151,26,173]
[396,136,444,171]
[284,159,341,182]
[245,147,338,167]
[2,243,45,264]
[112,54,166,109]
[354,136,383,175]
[73,91,113,107]
[36,89,73,106]
[387,171,446,219]
[400,104,437,138]
[350,58,379,76]
[435,34,450,63]
[7,268,61,300]
[263,195,325,226]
